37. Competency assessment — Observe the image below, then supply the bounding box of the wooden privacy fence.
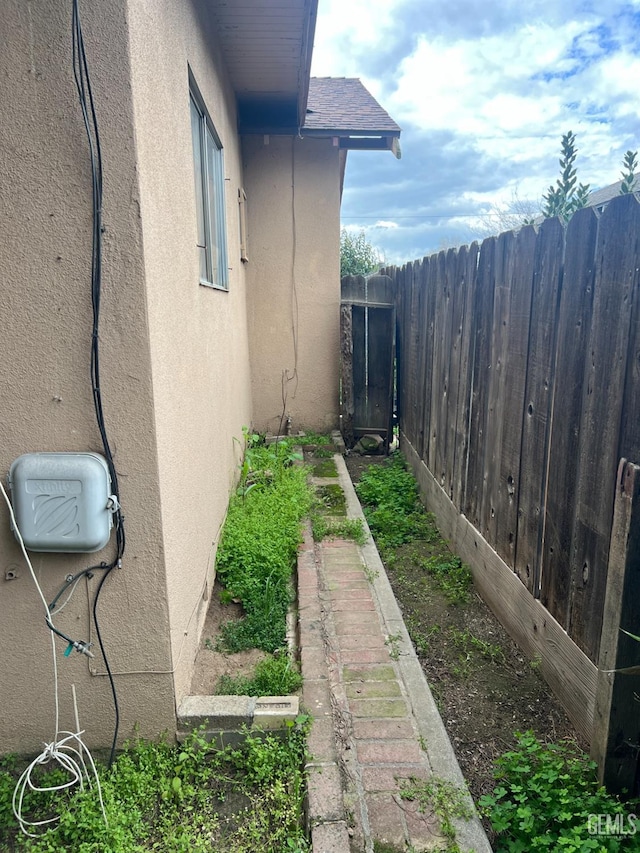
[384,194,640,789]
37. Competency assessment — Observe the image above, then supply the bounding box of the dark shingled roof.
[304,77,401,134]
[587,179,639,208]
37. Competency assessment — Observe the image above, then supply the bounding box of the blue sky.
[310,0,640,263]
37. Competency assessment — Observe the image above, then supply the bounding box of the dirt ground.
[189,585,266,695]
[344,452,584,815]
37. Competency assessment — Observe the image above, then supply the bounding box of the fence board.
[392,266,405,431]
[465,237,496,524]
[569,194,640,660]
[340,304,354,446]
[481,231,516,544]
[592,459,640,794]
[492,225,537,568]
[515,218,564,594]
[404,262,420,449]
[431,252,454,487]
[617,199,640,464]
[411,258,431,460]
[542,207,598,624]
[446,247,468,500]
[416,259,431,459]
[450,243,479,510]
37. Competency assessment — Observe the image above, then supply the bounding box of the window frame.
[189,73,229,291]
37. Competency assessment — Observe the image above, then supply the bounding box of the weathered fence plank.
[515,217,564,594]
[416,259,432,460]
[569,194,640,660]
[481,231,516,545]
[431,251,453,487]
[465,237,496,525]
[542,207,598,625]
[340,304,354,447]
[493,225,537,568]
[592,459,640,794]
[404,262,420,450]
[450,242,479,511]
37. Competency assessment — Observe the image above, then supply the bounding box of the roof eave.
[301,129,402,156]
[296,0,319,126]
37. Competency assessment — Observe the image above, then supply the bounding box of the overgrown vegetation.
[0,722,310,852]
[400,776,473,850]
[310,515,366,545]
[217,652,302,697]
[216,436,311,654]
[355,455,472,606]
[479,731,640,852]
[356,454,439,553]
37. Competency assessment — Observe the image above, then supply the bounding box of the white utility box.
[8,452,115,553]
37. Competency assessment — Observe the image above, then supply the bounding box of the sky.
[310,0,640,264]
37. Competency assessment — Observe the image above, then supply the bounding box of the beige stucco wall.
[0,0,175,751]
[0,0,252,752]
[125,0,253,702]
[243,135,341,435]
[0,0,340,756]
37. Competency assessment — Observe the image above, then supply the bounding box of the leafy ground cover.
[348,451,640,850]
[0,722,310,852]
[193,434,365,697]
[215,438,311,656]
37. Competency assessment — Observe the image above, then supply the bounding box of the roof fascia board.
[297,0,319,126]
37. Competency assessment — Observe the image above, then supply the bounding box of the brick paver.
[299,529,446,853]
[299,459,490,853]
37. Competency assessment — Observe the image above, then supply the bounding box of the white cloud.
[314,0,640,258]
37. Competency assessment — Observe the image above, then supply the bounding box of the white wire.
[0,480,108,836]
[50,576,83,617]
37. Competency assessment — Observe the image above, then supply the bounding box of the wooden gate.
[340,274,395,451]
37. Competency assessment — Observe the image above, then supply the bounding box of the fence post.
[592,458,640,794]
[340,304,354,448]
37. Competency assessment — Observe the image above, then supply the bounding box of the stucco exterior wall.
[0,0,175,751]
[0,0,338,755]
[0,0,255,755]
[243,135,341,435]
[125,0,252,703]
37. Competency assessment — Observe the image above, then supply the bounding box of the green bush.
[479,731,640,852]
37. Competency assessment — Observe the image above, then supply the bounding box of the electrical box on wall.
[8,453,116,553]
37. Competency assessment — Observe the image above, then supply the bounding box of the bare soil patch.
[344,453,584,819]
[190,581,267,695]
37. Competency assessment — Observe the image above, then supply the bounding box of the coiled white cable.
[0,480,107,836]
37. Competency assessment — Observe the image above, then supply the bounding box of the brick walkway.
[299,458,491,853]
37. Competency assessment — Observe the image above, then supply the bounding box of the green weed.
[0,723,310,852]
[216,442,312,653]
[449,628,505,666]
[315,484,346,514]
[297,432,333,446]
[385,632,402,660]
[217,653,302,697]
[356,455,440,553]
[400,776,473,846]
[418,554,473,605]
[404,615,440,656]
[479,731,640,852]
[311,515,366,545]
